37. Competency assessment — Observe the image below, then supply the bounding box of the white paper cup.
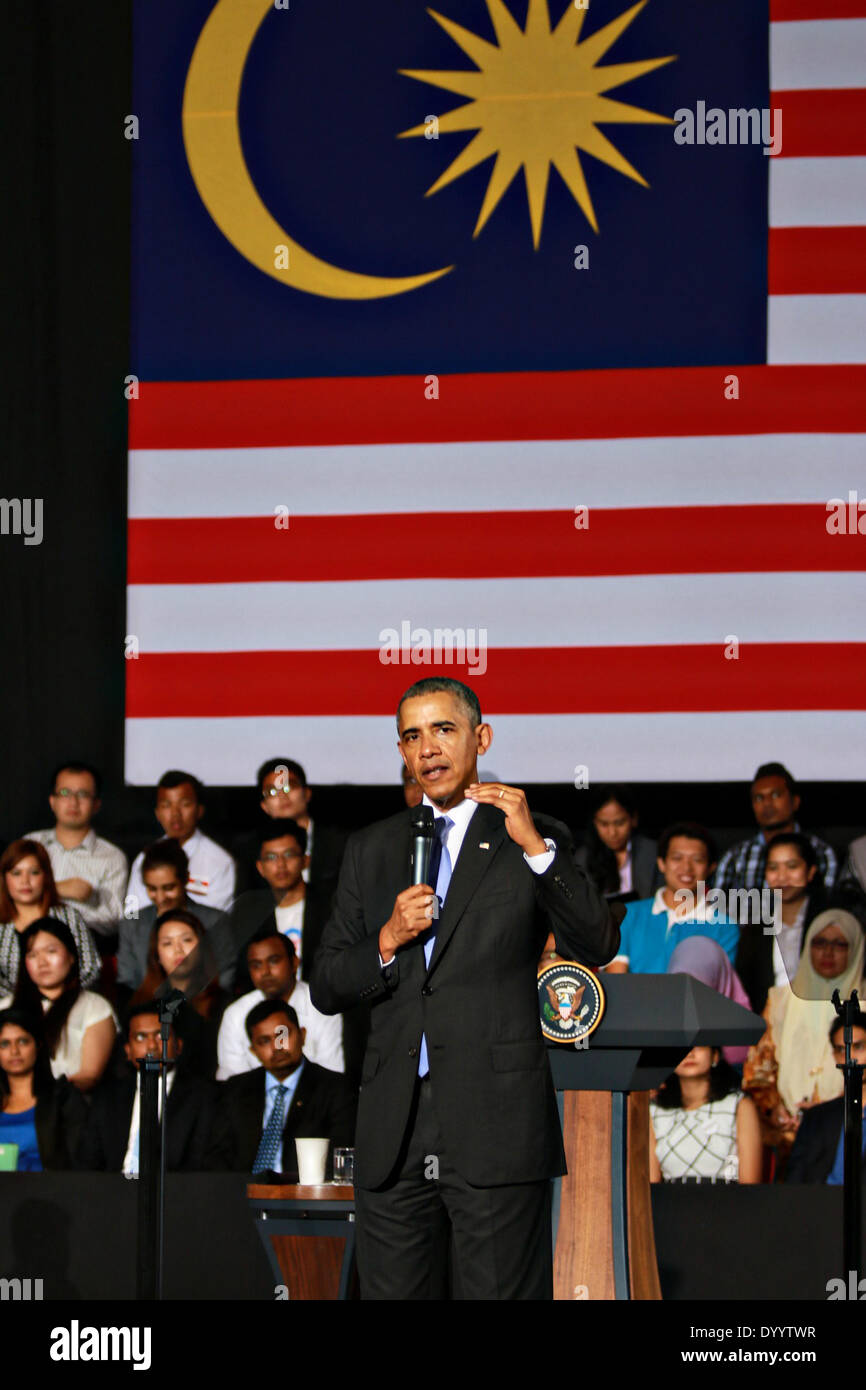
[295,1136,329,1185]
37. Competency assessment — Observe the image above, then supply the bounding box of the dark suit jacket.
[308,802,621,1190]
[205,1060,356,1176]
[784,1097,845,1184]
[736,920,808,1016]
[33,1078,88,1170]
[76,1066,217,1171]
[574,832,659,901]
[227,884,334,995]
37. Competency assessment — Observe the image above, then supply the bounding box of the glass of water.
[332,1147,354,1185]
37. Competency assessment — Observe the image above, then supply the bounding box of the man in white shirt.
[217,928,344,1080]
[126,770,235,914]
[29,762,128,937]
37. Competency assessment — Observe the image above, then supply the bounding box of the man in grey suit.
[309,677,620,1300]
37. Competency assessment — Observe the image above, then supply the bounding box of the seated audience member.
[76,1002,216,1173]
[227,818,333,988]
[574,785,659,901]
[207,999,356,1178]
[666,937,754,1067]
[743,911,864,1157]
[126,771,235,915]
[838,835,866,927]
[217,928,343,1080]
[401,764,423,809]
[129,909,226,1078]
[8,920,118,1092]
[0,1007,87,1170]
[0,840,101,994]
[117,839,233,1000]
[233,759,347,894]
[650,1046,762,1183]
[784,1011,866,1184]
[713,762,837,897]
[27,762,127,937]
[736,832,826,1014]
[606,823,738,975]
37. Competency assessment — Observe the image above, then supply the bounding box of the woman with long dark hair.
[10,919,117,1092]
[574,786,659,901]
[130,908,225,1077]
[0,839,101,994]
[650,1045,762,1183]
[0,1007,87,1169]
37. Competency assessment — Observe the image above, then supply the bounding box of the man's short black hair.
[256,758,307,790]
[396,678,481,730]
[123,999,176,1040]
[50,761,102,798]
[657,821,718,864]
[752,762,797,795]
[245,997,299,1040]
[245,926,296,960]
[157,769,205,802]
[829,1010,866,1044]
[255,815,307,856]
[141,838,190,881]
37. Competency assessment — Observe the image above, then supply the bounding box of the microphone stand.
[832,988,863,1286]
[136,988,186,1301]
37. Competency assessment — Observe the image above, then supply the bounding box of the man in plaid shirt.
[713,763,838,904]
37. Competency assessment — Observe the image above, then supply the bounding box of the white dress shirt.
[126,828,236,914]
[123,1068,177,1176]
[28,827,128,936]
[216,978,344,1080]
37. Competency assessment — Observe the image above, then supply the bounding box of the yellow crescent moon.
[182,0,452,300]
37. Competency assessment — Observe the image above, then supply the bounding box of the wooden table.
[247,1184,356,1300]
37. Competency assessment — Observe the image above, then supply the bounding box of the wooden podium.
[247,1184,356,1300]
[549,974,764,1301]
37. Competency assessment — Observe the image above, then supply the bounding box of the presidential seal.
[537,961,605,1044]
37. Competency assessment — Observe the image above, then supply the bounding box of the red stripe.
[770,228,866,294]
[771,0,866,17]
[127,367,866,449]
[770,89,866,157]
[125,645,866,717]
[127,505,866,585]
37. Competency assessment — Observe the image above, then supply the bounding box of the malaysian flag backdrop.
[126,0,866,785]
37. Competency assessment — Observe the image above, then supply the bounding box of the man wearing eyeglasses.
[233,758,347,894]
[28,762,128,937]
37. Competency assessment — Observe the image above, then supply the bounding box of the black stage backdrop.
[0,2,862,858]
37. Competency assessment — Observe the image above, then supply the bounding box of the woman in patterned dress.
[650,1046,762,1183]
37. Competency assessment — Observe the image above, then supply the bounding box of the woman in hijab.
[743,909,865,1159]
[666,936,754,1067]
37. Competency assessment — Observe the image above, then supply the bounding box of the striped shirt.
[0,901,102,995]
[27,828,128,937]
[713,824,838,903]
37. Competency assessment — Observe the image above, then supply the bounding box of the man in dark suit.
[784,1013,866,1183]
[76,1004,216,1172]
[206,999,356,1177]
[309,677,621,1300]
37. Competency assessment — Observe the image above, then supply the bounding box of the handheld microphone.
[409,804,434,887]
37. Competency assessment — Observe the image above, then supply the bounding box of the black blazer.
[736,920,808,1016]
[227,884,334,995]
[308,802,621,1190]
[75,1066,218,1171]
[784,1098,845,1184]
[28,1078,88,1170]
[206,1060,356,1176]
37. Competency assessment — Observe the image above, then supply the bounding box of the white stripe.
[769,157,866,228]
[126,573,866,652]
[770,19,866,91]
[768,295,866,363]
[128,436,866,518]
[124,712,866,784]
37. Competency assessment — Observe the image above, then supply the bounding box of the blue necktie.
[253,1084,288,1173]
[418,817,453,1078]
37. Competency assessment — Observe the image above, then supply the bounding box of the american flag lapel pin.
[479,842,490,850]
